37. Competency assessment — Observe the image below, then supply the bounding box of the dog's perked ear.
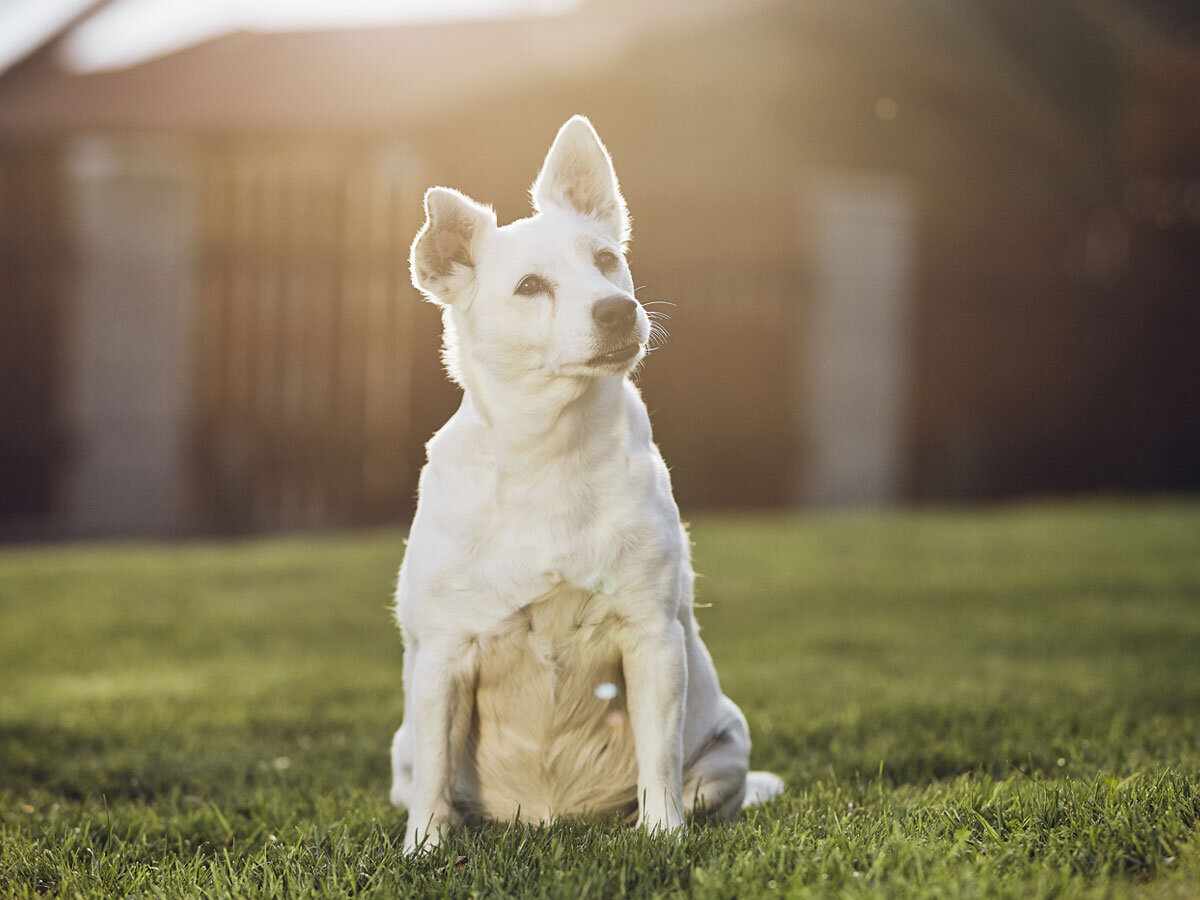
[410,186,497,304]
[531,115,630,245]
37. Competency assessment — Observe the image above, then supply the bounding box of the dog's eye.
[515,274,549,296]
[595,250,620,273]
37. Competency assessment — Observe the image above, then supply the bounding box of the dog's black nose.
[592,296,638,331]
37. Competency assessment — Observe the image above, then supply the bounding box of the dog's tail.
[742,771,785,809]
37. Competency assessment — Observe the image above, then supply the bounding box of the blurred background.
[0,0,1198,539]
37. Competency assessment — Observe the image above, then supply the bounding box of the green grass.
[2,499,1199,898]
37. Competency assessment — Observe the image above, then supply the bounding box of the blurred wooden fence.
[0,144,66,525]
[0,136,808,538]
[191,142,425,531]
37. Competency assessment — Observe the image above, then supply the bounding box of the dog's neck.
[458,356,627,479]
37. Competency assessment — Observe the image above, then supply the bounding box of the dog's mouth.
[586,343,642,367]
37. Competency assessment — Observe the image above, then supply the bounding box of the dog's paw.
[636,815,687,839]
[741,771,785,808]
[636,792,686,837]
[402,809,457,855]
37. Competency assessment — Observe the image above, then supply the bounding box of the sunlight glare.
[0,0,94,74]
[60,0,582,73]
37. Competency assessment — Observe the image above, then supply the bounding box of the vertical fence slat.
[193,140,419,532]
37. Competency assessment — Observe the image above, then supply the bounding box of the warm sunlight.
[0,0,92,74]
[58,0,582,72]
[2,1,1200,893]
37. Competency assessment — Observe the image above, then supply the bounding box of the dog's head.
[410,116,649,388]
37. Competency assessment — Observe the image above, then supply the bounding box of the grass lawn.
[2,499,1199,898]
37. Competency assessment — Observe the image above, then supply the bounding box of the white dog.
[389,116,783,852]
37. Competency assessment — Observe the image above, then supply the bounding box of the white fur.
[390,116,782,853]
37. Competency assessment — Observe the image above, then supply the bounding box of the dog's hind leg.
[683,704,784,819]
[683,708,750,820]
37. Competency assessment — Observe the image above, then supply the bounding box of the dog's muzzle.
[588,296,642,367]
[592,296,638,333]
[587,343,642,366]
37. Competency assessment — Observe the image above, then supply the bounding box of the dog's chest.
[435,484,666,617]
[457,580,639,821]
[476,580,622,673]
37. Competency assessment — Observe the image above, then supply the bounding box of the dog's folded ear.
[410,186,497,304]
[532,115,630,245]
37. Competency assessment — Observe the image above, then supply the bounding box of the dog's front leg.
[403,639,475,854]
[621,619,687,834]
